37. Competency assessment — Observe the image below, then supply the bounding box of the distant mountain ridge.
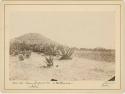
[10,33,114,51]
[10,33,55,45]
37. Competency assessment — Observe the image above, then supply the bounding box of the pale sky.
[9,11,115,49]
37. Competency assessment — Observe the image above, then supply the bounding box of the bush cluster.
[10,41,74,62]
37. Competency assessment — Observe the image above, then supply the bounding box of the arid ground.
[9,52,115,81]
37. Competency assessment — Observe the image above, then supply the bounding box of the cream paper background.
[0,0,125,93]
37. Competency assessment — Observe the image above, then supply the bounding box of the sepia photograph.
[0,0,124,91]
[9,11,115,81]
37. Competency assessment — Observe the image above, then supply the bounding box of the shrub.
[18,54,24,61]
[74,49,115,62]
[10,42,20,56]
[44,44,59,56]
[10,49,19,56]
[25,50,31,58]
[10,41,30,56]
[58,47,74,60]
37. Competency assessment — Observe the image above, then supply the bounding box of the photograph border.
[3,3,121,90]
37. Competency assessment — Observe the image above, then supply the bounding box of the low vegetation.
[44,44,59,56]
[74,48,115,62]
[10,40,115,62]
[58,47,74,60]
[18,54,24,61]
[44,55,54,67]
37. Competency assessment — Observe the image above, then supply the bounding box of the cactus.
[44,55,54,67]
[59,47,74,60]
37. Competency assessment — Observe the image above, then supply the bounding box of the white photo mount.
[0,0,125,93]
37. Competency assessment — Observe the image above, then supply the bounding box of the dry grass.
[74,50,115,62]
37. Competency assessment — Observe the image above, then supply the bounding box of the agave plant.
[44,55,54,67]
[59,47,74,60]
